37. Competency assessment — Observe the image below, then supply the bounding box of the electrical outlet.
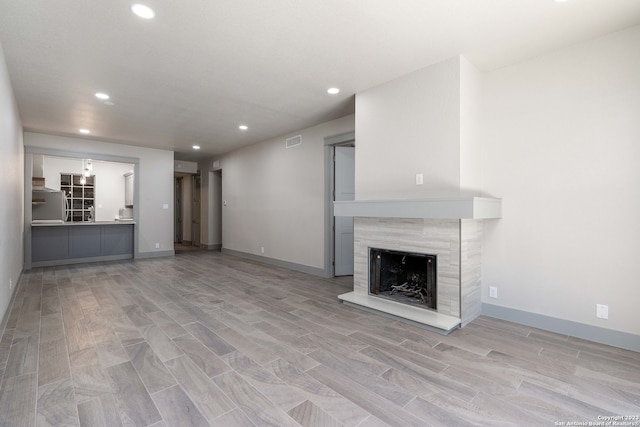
[155,243,160,249]
[415,173,424,185]
[596,304,608,319]
[489,286,498,299]
[260,247,265,254]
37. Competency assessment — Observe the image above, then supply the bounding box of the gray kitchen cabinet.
[31,226,70,261]
[69,226,102,258]
[31,223,134,267]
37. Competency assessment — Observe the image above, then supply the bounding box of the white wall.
[217,115,354,269]
[24,133,174,255]
[174,160,198,174]
[481,26,640,335]
[460,56,483,195]
[0,42,23,326]
[199,168,213,247]
[92,162,135,221]
[198,169,222,249]
[355,57,462,199]
[200,169,222,248]
[42,156,134,221]
[352,39,640,342]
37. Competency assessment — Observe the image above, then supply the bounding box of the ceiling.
[1,1,639,161]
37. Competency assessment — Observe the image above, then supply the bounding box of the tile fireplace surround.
[334,197,502,334]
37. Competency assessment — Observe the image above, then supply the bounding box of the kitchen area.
[27,151,138,268]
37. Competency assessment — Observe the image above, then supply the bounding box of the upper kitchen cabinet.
[124,172,134,207]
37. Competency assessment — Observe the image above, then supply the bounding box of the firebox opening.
[369,248,436,310]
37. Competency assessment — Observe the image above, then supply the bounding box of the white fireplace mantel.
[334,197,501,220]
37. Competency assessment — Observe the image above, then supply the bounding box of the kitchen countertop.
[31,220,135,227]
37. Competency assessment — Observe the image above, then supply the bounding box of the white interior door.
[334,146,355,276]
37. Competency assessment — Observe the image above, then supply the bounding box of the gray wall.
[0,42,23,326]
[210,115,354,270]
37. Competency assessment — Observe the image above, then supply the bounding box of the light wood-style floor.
[0,252,638,426]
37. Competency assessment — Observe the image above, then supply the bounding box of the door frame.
[174,176,183,243]
[323,131,355,278]
[192,171,201,247]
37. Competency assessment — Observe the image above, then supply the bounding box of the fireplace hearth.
[369,248,436,310]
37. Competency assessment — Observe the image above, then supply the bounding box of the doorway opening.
[333,144,355,276]
[174,171,204,254]
[325,131,356,277]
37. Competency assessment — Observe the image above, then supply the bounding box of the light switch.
[415,173,424,185]
[162,203,169,210]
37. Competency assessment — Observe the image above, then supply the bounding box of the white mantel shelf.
[334,197,501,219]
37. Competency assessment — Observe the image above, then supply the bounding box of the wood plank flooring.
[0,252,638,426]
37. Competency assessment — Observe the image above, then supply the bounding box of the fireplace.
[369,248,436,310]
[334,197,502,333]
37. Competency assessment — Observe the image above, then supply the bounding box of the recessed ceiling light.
[327,87,340,95]
[239,125,248,130]
[131,4,155,19]
[79,129,90,134]
[192,145,200,150]
[95,92,110,100]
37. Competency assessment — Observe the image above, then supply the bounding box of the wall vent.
[285,135,302,149]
